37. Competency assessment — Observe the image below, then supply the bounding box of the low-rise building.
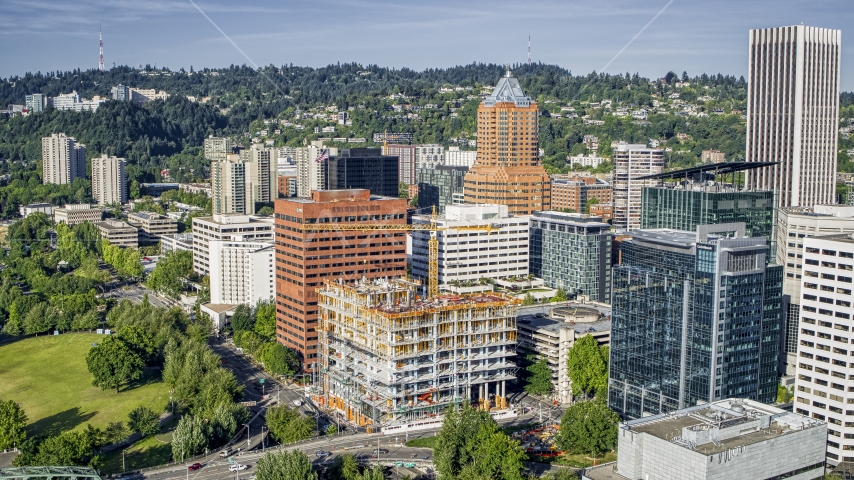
[161,233,193,254]
[589,203,613,222]
[127,212,178,245]
[54,204,102,225]
[19,203,54,218]
[551,177,612,213]
[95,220,138,248]
[583,399,826,480]
[191,214,273,275]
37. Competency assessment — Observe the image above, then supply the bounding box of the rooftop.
[518,315,612,335]
[622,398,824,456]
[637,161,779,180]
[532,211,610,227]
[811,233,854,246]
[95,220,135,231]
[483,71,531,108]
[128,212,169,220]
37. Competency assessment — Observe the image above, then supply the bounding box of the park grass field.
[101,418,178,474]
[0,333,169,438]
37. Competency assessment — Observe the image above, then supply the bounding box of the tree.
[521,293,535,306]
[103,421,129,445]
[256,450,318,480]
[524,356,554,396]
[127,406,160,438]
[555,400,619,457]
[258,342,300,377]
[326,424,338,435]
[145,250,193,299]
[85,336,145,393]
[266,405,315,443]
[584,197,600,215]
[551,287,567,302]
[253,300,276,340]
[256,206,274,216]
[171,415,208,462]
[23,302,56,335]
[230,304,254,332]
[776,384,794,404]
[0,400,27,450]
[566,335,609,399]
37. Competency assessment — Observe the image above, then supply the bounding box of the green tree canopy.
[171,415,208,462]
[524,355,554,396]
[555,399,619,457]
[0,400,27,450]
[127,406,160,438]
[145,250,193,299]
[256,449,318,480]
[566,334,609,399]
[85,336,145,393]
[266,405,315,444]
[258,342,300,377]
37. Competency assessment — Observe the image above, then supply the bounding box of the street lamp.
[242,423,251,449]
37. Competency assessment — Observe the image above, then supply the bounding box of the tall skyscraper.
[295,142,337,197]
[211,154,248,215]
[417,165,468,214]
[240,146,277,206]
[274,190,408,367]
[745,25,842,208]
[204,136,233,162]
[324,148,399,197]
[42,133,86,185]
[464,70,551,215]
[91,154,127,205]
[608,224,783,420]
[612,144,664,231]
[383,144,416,185]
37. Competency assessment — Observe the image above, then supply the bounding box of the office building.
[240,146,277,206]
[91,154,127,206]
[551,177,612,213]
[746,25,842,208]
[161,233,193,254]
[793,234,854,464]
[110,85,130,101]
[274,190,408,365]
[277,175,297,198]
[95,220,138,248]
[415,144,444,169]
[324,148,399,197]
[701,149,726,164]
[567,154,606,169]
[209,239,274,307]
[318,277,519,425]
[203,136,233,162]
[50,91,104,112]
[589,399,826,480]
[384,144,417,185]
[529,212,611,302]
[25,94,45,113]
[517,306,610,404]
[295,142,338,197]
[445,146,477,168]
[19,203,54,218]
[416,165,468,214]
[191,213,273,276]
[129,88,168,105]
[54,204,102,225]
[211,154,249,215]
[612,144,664,231]
[127,212,178,245]
[609,224,783,420]
[777,206,854,375]
[411,204,529,286]
[589,203,613,222]
[464,70,551,215]
[42,133,86,185]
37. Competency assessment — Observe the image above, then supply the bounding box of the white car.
[293,399,303,407]
[229,464,248,472]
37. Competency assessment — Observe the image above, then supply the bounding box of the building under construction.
[317,277,520,426]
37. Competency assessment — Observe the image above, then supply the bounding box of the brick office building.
[273,189,408,369]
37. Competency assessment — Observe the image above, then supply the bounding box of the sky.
[1,0,852,91]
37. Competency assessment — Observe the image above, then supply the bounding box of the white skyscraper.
[91,154,127,205]
[612,144,664,231]
[745,25,842,208]
[42,133,86,185]
[208,239,274,306]
[211,154,249,215]
[295,142,337,197]
[240,146,277,205]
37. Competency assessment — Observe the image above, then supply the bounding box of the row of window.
[805,247,854,258]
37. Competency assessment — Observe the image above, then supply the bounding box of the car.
[374,448,389,455]
[394,461,404,467]
[218,449,230,457]
[315,450,332,458]
[422,455,430,460]
[410,453,418,458]
[404,462,416,468]
[229,464,248,472]
[188,463,202,471]
[534,312,546,318]
[293,399,303,407]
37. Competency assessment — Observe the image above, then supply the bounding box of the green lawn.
[0,333,170,438]
[101,418,178,474]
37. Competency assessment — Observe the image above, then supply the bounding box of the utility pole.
[527,34,532,65]
[122,449,125,472]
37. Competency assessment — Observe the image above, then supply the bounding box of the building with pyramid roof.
[463,70,551,215]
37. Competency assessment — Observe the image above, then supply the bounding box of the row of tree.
[230,302,301,377]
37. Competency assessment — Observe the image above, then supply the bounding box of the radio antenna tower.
[99,25,104,71]
[527,35,531,65]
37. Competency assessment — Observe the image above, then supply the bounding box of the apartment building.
[612,144,664,231]
[383,144,417,185]
[295,142,338,197]
[240,146,277,205]
[415,143,444,168]
[203,136,233,162]
[445,146,476,168]
[211,154,249,215]
[91,154,127,205]
[127,212,178,245]
[95,220,138,248]
[410,204,529,287]
[54,204,102,225]
[191,214,273,276]
[550,177,612,213]
[209,239,274,306]
[42,133,86,185]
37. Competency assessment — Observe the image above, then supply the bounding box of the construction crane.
[301,206,494,298]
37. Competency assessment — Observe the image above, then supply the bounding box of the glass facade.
[641,187,777,262]
[529,212,612,303]
[417,165,468,214]
[609,228,783,419]
[325,148,399,197]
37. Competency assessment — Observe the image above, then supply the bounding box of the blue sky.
[1,0,852,90]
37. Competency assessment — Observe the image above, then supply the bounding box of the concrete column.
[501,380,506,399]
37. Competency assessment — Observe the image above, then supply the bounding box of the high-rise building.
[528,211,611,302]
[612,144,664,231]
[416,165,468,214]
[384,144,417,185]
[110,85,130,101]
[776,205,854,376]
[209,239,274,307]
[42,133,86,185]
[745,25,842,208]
[415,144,444,169]
[550,177,612,213]
[204,136,233,162]
[411,204,529,287]
[91,154,127,205]
[191,214,273,276]
[295,142,338,197]
[211,154,249,215]
[464,70,551,215]
[240,146,277,206]
[274,190,408,366]
[609,224,783,420]
[445,146,477,168]
[25,94,45,113]
[793,233,854,465]
[324,148,399,197]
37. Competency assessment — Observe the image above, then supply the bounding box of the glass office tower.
[609,224,783,419]
[417,165,468,214]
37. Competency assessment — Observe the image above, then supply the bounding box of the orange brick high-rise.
[464,70,551,215]
[273,190,407,370]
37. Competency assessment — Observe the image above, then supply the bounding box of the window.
[824,250,838,256]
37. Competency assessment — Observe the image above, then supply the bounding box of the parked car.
[188,463,202,471]
[293,399,303,407]
[218,449,230,457]
[374,448,389,455]
[229,464,248,472]
[316,450,332,458]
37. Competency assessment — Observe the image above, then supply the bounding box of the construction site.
[316,277,520,426]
